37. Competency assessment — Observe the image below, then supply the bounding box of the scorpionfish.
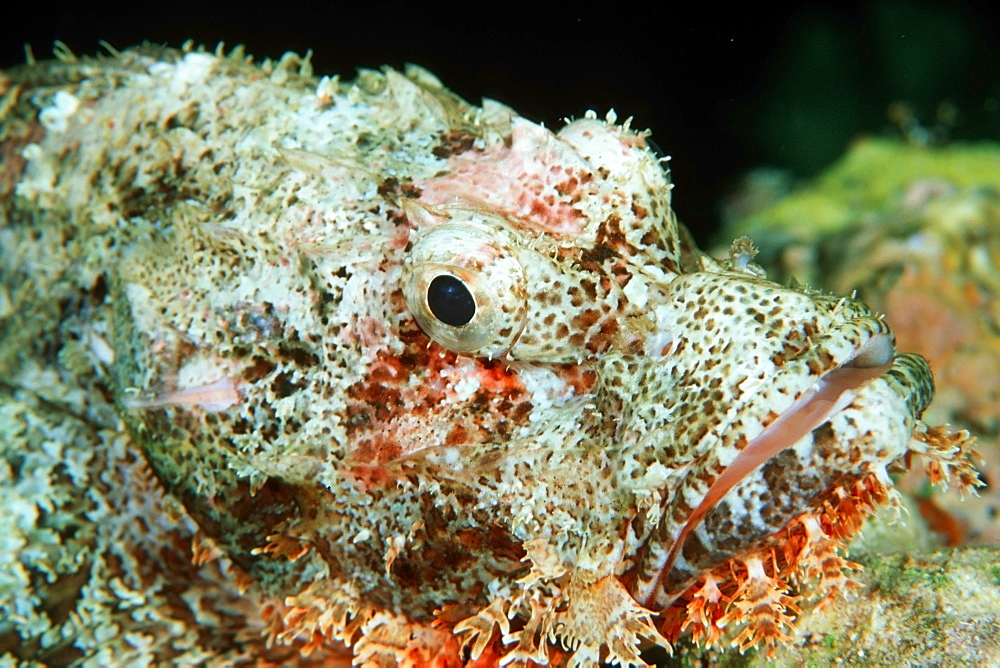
[0,45,979,666]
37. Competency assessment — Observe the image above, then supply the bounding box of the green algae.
[727,137,1000,241]
[771,549,1000,666]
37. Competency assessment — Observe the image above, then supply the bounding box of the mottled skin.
[0,46,978,665]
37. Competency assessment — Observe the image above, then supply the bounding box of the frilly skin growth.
[0,44,980,666]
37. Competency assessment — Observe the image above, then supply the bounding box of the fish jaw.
[604,272,935,607]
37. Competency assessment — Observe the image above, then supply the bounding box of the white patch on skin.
[634,462,672,492]
[623,271,650,308]
[39,91,80,133]
[441,362,481,402]
[150,52,216,87]
[515,364,579,423]
[648,303,677,356]
[15,144,55,200]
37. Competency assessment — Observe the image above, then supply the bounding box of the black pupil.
[427,275,476,327]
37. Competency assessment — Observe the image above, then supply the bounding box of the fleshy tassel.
[792,513,860,609]
[680,572,728,647]
[354,612,464,668]
[251,533,312,562]
[910,424,983,495]
[274,584,370,653]
[718,554,800,657]
[191,530,224,566]
[454,598,510,662]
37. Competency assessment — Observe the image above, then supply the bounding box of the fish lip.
[640,332,898,605]
[840,331,896,371]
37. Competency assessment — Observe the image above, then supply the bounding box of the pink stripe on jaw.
[639,333,894,606]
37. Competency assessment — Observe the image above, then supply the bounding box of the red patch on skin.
[380,223,411,252]
[349,433,404,467]
[415,122,590,237]
[345,332,533,464]
[475,359,527,395]
[565,366,597,396]
[345,344,445,451]
[445,425,469,446]
[342,462,396,492]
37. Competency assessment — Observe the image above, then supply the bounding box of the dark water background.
[4,1,998,245]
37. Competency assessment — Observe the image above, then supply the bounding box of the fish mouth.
[649,332,898,599]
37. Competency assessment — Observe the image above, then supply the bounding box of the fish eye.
[427,274,476,327]
[402,217,528,358]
